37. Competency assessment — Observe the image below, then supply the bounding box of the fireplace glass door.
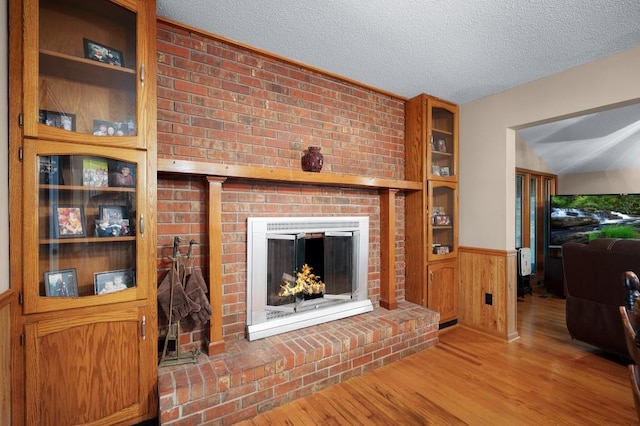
[265,231,358,310]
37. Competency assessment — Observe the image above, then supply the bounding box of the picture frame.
[94,269,135,295]
[53,205,86,238]
[82,157,109,187]
[436,245,450,255]
[107,160,136,187]
[83,38,124,67]
[39,155,62,185]
[44,268,78,297]
[440,166,450,177]
[92,119,128,137]
[437,139,447,152]
[95,219,130,237]
[434,215,451,226]
[432,165,441,176]
[99,205,127,222]
[39,110,76,131]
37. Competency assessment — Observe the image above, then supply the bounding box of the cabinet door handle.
[430,271,434,283]
[139,214,145,237]
[140,63,145,87]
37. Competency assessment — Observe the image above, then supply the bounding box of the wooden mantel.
[158,158,422,354]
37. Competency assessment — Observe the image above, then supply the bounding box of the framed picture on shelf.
[107,160,136,187]
[437,139,447,152]
[94,269,135,295]
[95,219,130,237]
[39,110,75,132]
[436,245,450,255]
[440,166,450,176]
[39,155,62,185]
[432,206,446,216]
[83,38,123,67]
[99,205,127,221]
[432,165,441,176]
[53,205,86,238]
[44,269,78,297]
[92,119,128,137]
[434,215,451,226]
[82,157,109,187]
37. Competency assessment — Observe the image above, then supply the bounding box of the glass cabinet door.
[428,181,458,261]
[22,139,148,314]
[428,103,457,180]
[23,0,146,148]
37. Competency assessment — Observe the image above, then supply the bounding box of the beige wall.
[559,168,640,194]
[515,133,552,173]
[460,46,640,251]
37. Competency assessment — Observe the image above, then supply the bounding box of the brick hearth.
[158,301,439,425]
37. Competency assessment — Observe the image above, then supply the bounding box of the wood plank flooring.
[238,287,639,425]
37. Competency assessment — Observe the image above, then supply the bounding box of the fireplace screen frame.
[246,216,372,340]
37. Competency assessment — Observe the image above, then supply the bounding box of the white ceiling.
[155,1,640,174]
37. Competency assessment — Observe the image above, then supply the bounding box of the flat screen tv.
[549,194,640,248]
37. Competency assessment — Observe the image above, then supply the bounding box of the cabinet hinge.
[141,315,147,340]
[20,333,25,346]
[18,113,23,128]
[18,147,24,162]
[18,291,24,305]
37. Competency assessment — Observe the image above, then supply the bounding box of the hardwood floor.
[239,287,639,425]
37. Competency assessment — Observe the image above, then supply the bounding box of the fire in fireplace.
[246,217,373,340]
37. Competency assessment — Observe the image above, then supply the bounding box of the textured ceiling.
[156,0,640,104]
[155,1,640,175]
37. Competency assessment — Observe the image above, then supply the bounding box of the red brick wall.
[156,22,407,344]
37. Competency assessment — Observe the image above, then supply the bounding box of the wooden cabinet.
[9,0,158,424]
[405,94,459,325]
[428,261,459,324]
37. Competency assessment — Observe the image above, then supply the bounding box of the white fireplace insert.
[246,216,373,340]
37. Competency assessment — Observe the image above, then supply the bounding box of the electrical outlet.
[485,293,493,305]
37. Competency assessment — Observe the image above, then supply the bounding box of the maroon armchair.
[562,238,640,358]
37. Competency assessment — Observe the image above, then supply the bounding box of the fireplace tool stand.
[158,237,200,366]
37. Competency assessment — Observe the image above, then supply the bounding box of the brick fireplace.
[155,19,439,425]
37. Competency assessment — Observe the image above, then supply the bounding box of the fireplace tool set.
[158,236,212,366]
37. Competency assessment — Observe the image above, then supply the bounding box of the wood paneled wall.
[458,247,518,341]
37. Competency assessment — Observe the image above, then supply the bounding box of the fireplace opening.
[247,217,373,340]
[267,232,355,308]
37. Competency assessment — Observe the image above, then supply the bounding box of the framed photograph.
[82,157,109,187]
[92,119,128,137]
[94,269,135,295]
[39,155,62,185]
[431,165,441,176]
[437,139,447,152]
[432,206,446,216]
[95,219,130,237]
[83,38,123,67]
[44,269,78,297]
[39,110,76,131]
[107,160,136,187]
[434,215,451,226]
[99,205,127,222]
[436,245,450,255]
[440,166,450,177]
[53,205,86,238]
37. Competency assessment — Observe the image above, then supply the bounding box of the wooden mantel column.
[206,176,226,355]
[379,189,398,310]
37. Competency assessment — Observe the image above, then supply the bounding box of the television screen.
[549,194,640,247]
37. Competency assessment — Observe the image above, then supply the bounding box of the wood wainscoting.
[458,246,518,341]
[0,290,12,426]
